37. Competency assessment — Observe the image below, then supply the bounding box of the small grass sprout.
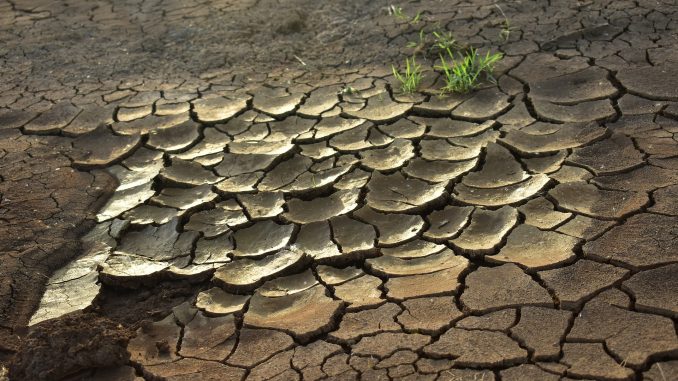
[407,29,458,57]
[392,56,423,93]
[495,4,517,41]
[389,5,423,25]
[410,11,423,25]
[436,47,503,93]
[339,85,358,96]
[406,29,426,49]
[389,5,407,20]
[432,30,457,51]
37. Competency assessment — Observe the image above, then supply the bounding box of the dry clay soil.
[1,0,678,380]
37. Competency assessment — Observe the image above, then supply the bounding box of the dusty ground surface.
[1,0,678,380]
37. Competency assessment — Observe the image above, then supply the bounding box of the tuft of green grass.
[392,56,423,93]
[436,47,503,93]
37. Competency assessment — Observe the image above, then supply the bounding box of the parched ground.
[1,0,678,380]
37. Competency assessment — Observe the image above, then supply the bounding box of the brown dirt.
[93,280,203,327]
[1,0,678,380]
[9,313,132,381]
[0,130,115,359]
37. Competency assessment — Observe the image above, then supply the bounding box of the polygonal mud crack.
[10,3,678,379]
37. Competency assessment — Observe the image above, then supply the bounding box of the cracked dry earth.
[1,0,678,381]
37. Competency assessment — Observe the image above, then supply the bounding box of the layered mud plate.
[1,0,677,380]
